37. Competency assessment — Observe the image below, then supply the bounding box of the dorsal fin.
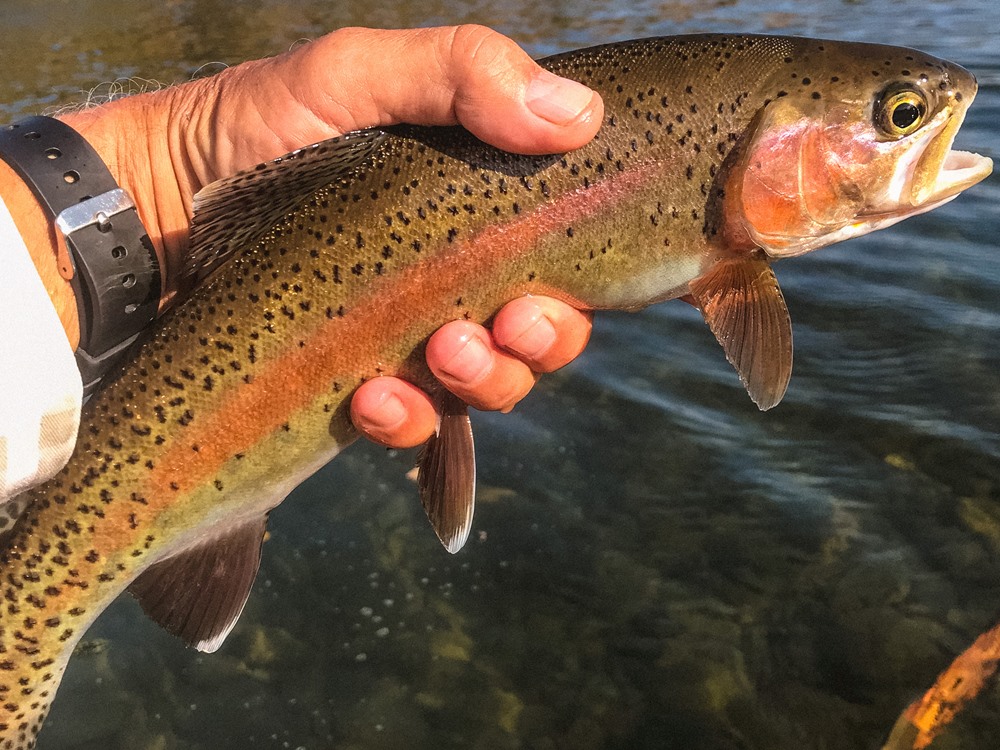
[181,128,388,291]
[418,393,476,554]
[688,255,792,411]
[128,515,269,653]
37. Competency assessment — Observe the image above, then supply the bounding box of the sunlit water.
[2,1,998,748]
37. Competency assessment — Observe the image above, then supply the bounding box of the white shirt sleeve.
[0,196,82,504]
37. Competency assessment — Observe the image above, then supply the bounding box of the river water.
[2,1,999,748]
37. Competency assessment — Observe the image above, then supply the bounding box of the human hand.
[50,25,601,447]
[58,25,603,285]
[351,296,593,448]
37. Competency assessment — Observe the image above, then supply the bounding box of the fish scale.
[0,34,990,747]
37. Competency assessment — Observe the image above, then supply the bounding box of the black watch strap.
[0,115,160,399]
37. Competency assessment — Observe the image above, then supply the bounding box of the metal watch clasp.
[55,187,136,235]
[54,188,137,280]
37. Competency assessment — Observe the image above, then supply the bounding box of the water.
[2,1,999,748]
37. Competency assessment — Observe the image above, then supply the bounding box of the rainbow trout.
[0,34,991,746]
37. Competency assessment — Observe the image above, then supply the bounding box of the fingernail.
[507,307,556,359]
[365,393,408,430]
[439,333,493,383]
[525,70,596,125]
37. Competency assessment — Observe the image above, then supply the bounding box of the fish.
[0,33,991,747]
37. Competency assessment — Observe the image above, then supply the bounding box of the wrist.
[0,94,193,352]
[1,115,168,394]
[55,86,210,303]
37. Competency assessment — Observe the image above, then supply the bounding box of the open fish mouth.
[909,98,993,208]
[858,104,993,235]
[929,147,994,203]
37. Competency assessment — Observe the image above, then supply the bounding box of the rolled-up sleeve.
[0,196,82,503]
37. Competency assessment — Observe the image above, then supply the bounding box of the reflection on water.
[2,0,998,748]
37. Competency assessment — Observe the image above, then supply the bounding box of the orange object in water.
[883,620,1000,749]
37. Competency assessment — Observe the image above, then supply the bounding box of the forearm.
[57,95,185,302]
[0,159,80,347]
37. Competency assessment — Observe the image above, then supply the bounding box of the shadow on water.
[2,0,998,748]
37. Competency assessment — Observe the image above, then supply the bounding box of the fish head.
[736,43,993,258]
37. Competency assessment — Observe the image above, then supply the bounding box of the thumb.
[273,25,604,155]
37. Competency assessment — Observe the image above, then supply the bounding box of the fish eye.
[875,86,928,138]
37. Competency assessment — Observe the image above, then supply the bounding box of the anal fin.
[128,515,269,653]
[688,255,792,411]
[417,393,476,554]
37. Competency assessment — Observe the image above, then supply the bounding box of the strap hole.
[24,130,40,140]
[45,147,62,159]
[63,170,80,184]
[111,246,127,259]
[122,274,136,288]
[124,303,138,314]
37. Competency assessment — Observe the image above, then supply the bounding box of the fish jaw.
[907,103,992,208]
[834,148,992,247]
[773,111,992,253]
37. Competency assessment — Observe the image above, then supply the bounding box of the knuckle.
[444,24,523,80]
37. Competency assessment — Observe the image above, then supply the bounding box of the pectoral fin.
[417,394,476,554]
[688,255,792,411]
[128,515,269,653]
